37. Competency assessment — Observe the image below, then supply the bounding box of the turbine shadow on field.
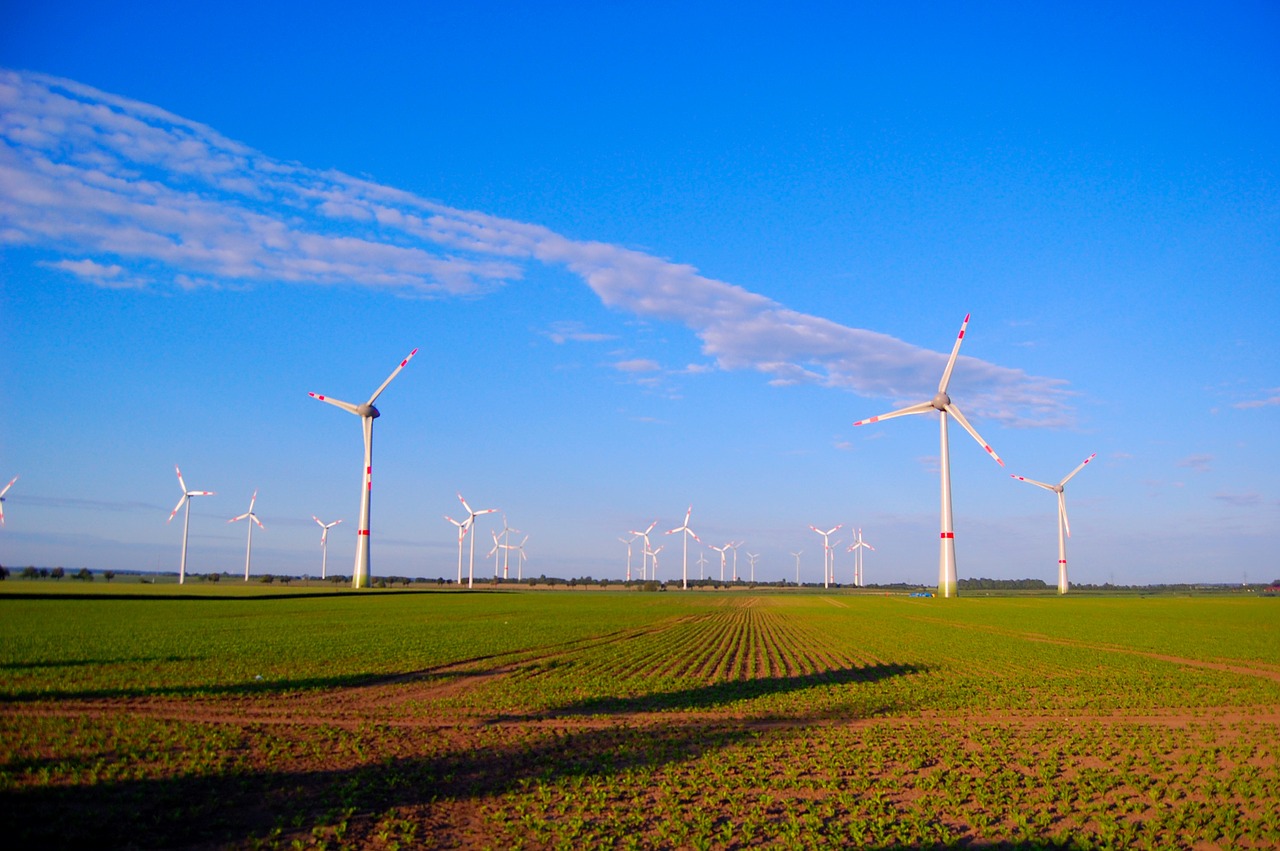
[520,662,927,720]
[0,672,397,703]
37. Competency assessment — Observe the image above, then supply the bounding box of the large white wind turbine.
[665,505,701,590]
[647,544,665,581]
[309,348,417,589]
[513,535,528,579]
[853,314,1003,598]
[809,524,842,590]
[847,528,875,586]
[166,465,215,585]
[1012,453,1095,594]
[457,492,497,589]
[0,475,17,526]
[628,520,657,581]
[312,516,343,579]
[228,490,264,581]
[444,514,468,584]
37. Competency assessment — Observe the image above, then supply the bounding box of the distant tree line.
[958,577,1051,590]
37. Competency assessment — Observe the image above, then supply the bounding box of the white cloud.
[1177,454,1214,473]
[614,359,662,373]
[1234,390,1280,409]
[1214,491,1265,507]
[0,68,1075,426]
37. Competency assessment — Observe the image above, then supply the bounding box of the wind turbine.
[628,520,657,581]
[665,505,701,590]
[1012,453,1095,594]
[790,550,803,585]
[647,544,665,582]
[746,552,759,583]
[309,348,417,589]
[512,535,528,579]
[228,490,264,581]
[696,549,709,580]
[710,543,730,582]
[166,465,215,585]
[499,516,520,579]
[444,514,468,585]
[457,492,497,589]
[809,524,842,590]
[490,529,503,577]
[0,475,17,526]
[619,534,638,582]
[729,541,743,582]
[312,516,343,579]
[853,314,1003,598]
[847,528,875,586]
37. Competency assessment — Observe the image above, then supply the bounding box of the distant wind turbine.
[457,492,497,589]
[309,348,417,589]
[513,535,528,579]
[853,314,1003,598]
[499,516,520,579]
[790,550,803,585]
[619,534,638,582]
[444,514,468,585]
[1011,453,1095,594]
[628,520,657,581]
[696,549,709,580]
[647,544,665,581]
[312,516,343,579]
[665,505,701,590]
[710,543,730,583]
[166,465,215,585]
[809,524,842,590]
[746,552,759,583]
[228,490,264,581]
[846,528,875,586]
[0,475,17,526]
[729,541,743,582]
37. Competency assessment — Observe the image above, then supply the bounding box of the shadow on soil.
[0,665,937,848]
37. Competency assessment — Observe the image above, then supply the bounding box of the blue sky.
[1,1,1277,586]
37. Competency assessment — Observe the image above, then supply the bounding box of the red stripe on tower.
[358,530,369,536]
[941,532,955,539]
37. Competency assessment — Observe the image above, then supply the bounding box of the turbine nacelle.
[356,404,380,419]
[931,391,951,411]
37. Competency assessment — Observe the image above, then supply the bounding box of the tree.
[75,568,93,581]
[103,571,115,583]
[0,565,7,580]
[21,566,38,579]
[50,566,65,580]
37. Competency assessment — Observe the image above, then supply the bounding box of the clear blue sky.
[2,1,1277,585]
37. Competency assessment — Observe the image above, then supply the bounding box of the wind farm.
[3,5,1277,848]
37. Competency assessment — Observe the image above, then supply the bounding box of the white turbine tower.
[729,541,743,582]
[499,516,520,579]
[457,492,497,589]
[166,465,215,585]
[647,544,665,582]
[710,543,730,582]
[853,314,1003,598]
[1012,453,1096,594]
[0,475,17,526]
[665,505,701,590]
[696,549,709,580]
[228,490,264,582]
[312,516,343,579]
[746,552,759,583]
[809,524,842,590]
[513,535,528,579]
[790,550,803,585]
[490,529,503,577]
[847,528,875,587]
[619,534,638,582]
[628,520,657,581]
[309,348,417,589]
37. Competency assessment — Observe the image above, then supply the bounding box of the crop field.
[2,586,1278,849]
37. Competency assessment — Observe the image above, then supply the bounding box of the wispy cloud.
[0,68,1074,426]
[543,321,616,345]
[613,358,662,373]
[1177,454,1214,473]
[1214,491,1265,507]
[1234,390,1280,409]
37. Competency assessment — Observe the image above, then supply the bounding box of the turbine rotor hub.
[931,391,950,411]
[357,404,381,418]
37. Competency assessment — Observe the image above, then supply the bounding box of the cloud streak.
[0,68,1073,426]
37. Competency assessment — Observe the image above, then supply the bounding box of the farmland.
[2,587,1278,849]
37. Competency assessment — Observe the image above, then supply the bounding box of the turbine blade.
[248,489,258,511]
[457,493,472,513]
[366,348,419,406]
[1060,453,1097,486]
[853,401,933,426]
[230,512,249,523]
[167,494,187,522]
[0,475,16,498]
[939,313,970,393]
[252,514,265,530]
[1060,492,1071,538]
[313,515,324,527]
[945,403,1004,466]
[1011,474,1055,491]
[174,464,186,493]
[308,392,361,415]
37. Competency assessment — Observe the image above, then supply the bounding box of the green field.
[2,586,1278,848]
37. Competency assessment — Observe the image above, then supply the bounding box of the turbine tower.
[1011,453,1095,594]
[729,541,743,582]
[444,514,468,585]
[166,465,215,585]
[312,516,343,579]
[853,314,1003,598]
[809,524,842,590]
[619,534,638,582]
[710,543,730,582]
[746,552,759,583]
[309,348,417,589]
[0,475,17,526]
[665,505,701,590]
[228,490,264,581]
[790,550,803,585]
[696,549,709,580]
